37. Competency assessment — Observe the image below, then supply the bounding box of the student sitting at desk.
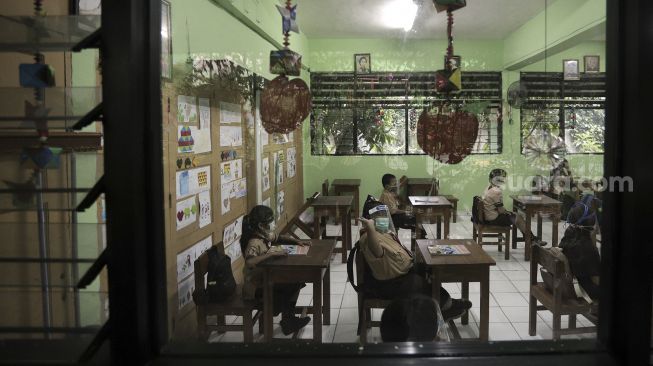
[482,169,547,247]
[358,200,471,321]
[240,205,311,335]
[379,173,422,235]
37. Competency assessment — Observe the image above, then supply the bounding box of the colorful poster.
[176,166,211,199]
[198,190,212,228]
[286,147,296,178]
[199,98,211,129]
[175,235,212,283]
[262,157,270,192]
[176,196,197,231]
[220,126,243,147]
[177,126,194,153]
[177,125,211,154]
[220,101,242,124]
[177,95,197,123]
[220,159,243,184]
[177,275,195,310]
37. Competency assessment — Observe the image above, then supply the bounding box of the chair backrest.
[531,246,577,300]
[471,196,485,223]
[281,192,321,237]
[322,179,329,196]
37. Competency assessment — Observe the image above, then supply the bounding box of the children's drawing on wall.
[175,235,211,283]
[220,126,243,147]
[274,151,284,185]
[226,241,242,263]
[198,190,212,228]
[177,126,194,153]
[223,215,244,247]
[176,196,197,231]
[286,147,296,178]
[262,157,270,192]
[276,190,285,219]
[220,159,243,184]
[177,95,197,123]
[219,101,242,124]
[177,275,195,310]
[199,98,211,129]
[176,166,211,199]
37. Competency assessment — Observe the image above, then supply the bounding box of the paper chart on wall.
[262,197,271,208]
[286,147,296,178]
[177,275,195,310]
[198,191,212,228]
[223,215,244,247]
[273,151,284,185]
[262,157,270,192]
[176,196,197,231]
[176,235,212,283]
[220,101,242,124]
[220,187,231,214]
[225,242,242,263]
[176,166,211,199]
[177,95,197,123]
[199,98,211,129]
[220,159,243,184]
[220,126,243,147]
[276,190,285,217]
[178,125,211,154]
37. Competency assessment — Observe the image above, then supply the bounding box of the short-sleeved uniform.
[379,190,400,214]
[242,235,278,300]
[482,185,515,226]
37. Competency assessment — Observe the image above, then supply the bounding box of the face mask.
[259,222,276,241]
[374,217,390,233]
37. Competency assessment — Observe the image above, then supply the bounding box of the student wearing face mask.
[481,169,547,247]
[358,200,471,321]
[379,174,423,235]
[240,205,311,335]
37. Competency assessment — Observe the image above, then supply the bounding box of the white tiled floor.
[212,213,597,343]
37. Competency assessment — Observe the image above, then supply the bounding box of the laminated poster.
[177,125,211,154]
[223,216,244,247]
[220,159,243,184]
[176,166,211,199]
[198,190,212,228]
[176,196,197,231]
[177,95,197,123]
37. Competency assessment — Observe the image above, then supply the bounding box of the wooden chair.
[280,192,320,239]
[354,245,392,344]
[322,179,329,196]
[529,246,597,340]
[471,196,512,260]
[193,244,262,342]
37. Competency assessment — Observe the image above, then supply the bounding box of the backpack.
[205,246,236,302]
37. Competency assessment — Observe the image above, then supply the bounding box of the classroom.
[0,0,650,364]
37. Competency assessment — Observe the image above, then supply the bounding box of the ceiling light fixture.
[382,0,418,31]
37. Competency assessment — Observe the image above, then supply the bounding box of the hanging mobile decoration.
[523,129,566,170]
[260,0,311,134]
[416,0,478,164]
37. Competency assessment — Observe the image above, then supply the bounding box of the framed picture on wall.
[72,0,102,15]
[354,53,371,74]
[444,55,461,70]
[161,0,173,80]
[584,55,600,73]
[563,59,580,80]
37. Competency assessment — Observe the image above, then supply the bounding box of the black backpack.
[205,246,236,302]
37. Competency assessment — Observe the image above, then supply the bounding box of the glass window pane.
[311,108,355,155]
[356,108,406,154]
[564,109,605,153]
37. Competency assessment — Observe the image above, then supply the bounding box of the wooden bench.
[471,196,512,260]
[529,246,597,340]
[193,244,262,342]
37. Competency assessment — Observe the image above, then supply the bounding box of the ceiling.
[296,0,548,40]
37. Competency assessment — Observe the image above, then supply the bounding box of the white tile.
[299,324,337,343]
[330,271,349,283]
[296,294,312,307]
[344,283,358,295]
[489,280,518,293]
[511,280,531,293]
[337,308,359,324]
[492,292,528,307]
[467,293,499,308]
[218,331,245,343]
[331,262,348,272]
[330,294,344,308]
[442,282,460,294]
[299,286,313,296]
[341,293,359,308]
[207,331,223,343]
[488,323,520,341]
[512,321,553,340]
[308,309,341,326]
[489,271,508,281]
[449,323,478,339]
[333,324,359,343]
[497,261,527,271]
[330,282,346,294]
[503,270,531,281]
[501,306,531,323]
[469,307,509,323]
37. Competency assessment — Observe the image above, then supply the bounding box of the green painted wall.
[303,39,604,212]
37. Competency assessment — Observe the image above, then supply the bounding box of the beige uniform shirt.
[242,234,279,299]
[379,189,400,214]
[482,185,503,221]
[359,232,413,281]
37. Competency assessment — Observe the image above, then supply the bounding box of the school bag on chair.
[205,246,237,302]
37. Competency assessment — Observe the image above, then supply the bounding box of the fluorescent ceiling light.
[382,0,418,31]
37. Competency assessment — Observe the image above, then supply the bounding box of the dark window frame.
[310,71,503,156]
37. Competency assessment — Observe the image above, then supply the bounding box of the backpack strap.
[347,241,361,293]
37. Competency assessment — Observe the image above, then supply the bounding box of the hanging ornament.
[417,107,478,164]
[433,0,467,13]
[523,130,566,170]
[262,0,311,134]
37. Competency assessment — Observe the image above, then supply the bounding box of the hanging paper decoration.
[433,0,467,13]
[3,179,37,209]
[261,75,311,134]
[262,0,311,134]
[177,126,194,152]
[417,108,478,164]
[523,130,566,170]
[20,147,61,170]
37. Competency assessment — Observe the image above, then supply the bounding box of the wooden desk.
[311,195,353,263]
[409,196,452,239]
[258,239,336,343]
[441,194,459,223]
[332,179,361,218]
[416,239,496,341]
[510,195,562,261]
[406,178,439,197]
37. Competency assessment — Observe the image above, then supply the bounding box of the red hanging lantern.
[417,108,478,164]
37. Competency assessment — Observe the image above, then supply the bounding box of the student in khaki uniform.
[240,205,311,335]
[379,173,424,236]
[482,169,547,247]
[358,201,471,321]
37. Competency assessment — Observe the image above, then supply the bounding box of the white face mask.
[259,222,276,241]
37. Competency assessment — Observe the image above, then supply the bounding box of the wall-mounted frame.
[354,53,371,74]
[563,59,580,80]
[161,0,173,81]
[444,55,461,70]
[71,0,102,15]
[584,55,600,73]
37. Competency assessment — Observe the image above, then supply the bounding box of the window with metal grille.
[520,72,606,154]
[311,72,503,155]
